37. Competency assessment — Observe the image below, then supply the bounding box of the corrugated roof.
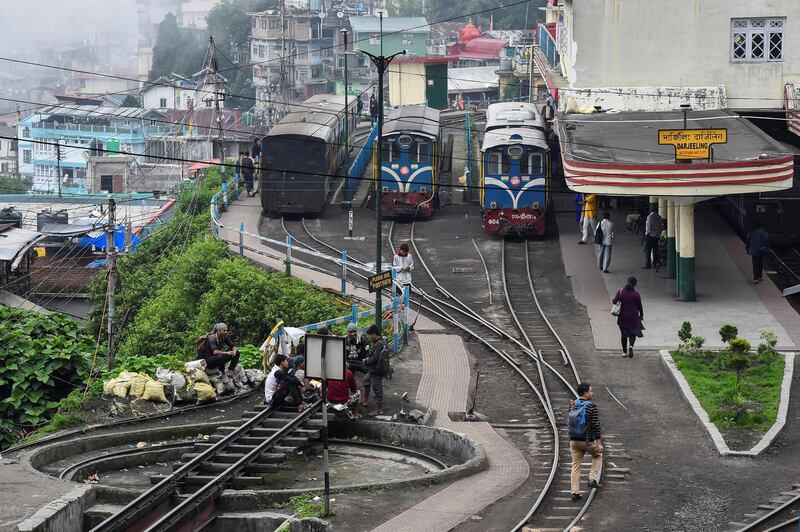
[0,227,42,265]
[383,105,440,138]
[460,37,506,59]
[38,105,149,120]
[349,16,430,34]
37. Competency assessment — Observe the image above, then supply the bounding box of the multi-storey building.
[16,106,169,194]
[0,125,18,177]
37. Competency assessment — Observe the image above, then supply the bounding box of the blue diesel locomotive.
[480,102,550,237]
[378,105,441,218]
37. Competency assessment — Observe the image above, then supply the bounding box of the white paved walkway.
[372,334,530,532]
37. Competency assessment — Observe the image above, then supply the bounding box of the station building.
[537,0,800,301]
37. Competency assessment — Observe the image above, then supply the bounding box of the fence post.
[239,222,245,256]
[234,175,240,200]
[351,303,359,326]
[285,235,292,276]
[341,251,347,295]
[403,285,410,343]
[222,180,228,210]
[392,269,399,354]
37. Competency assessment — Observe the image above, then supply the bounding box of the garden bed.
[661,350,794,455]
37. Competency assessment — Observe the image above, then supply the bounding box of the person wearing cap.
[345,323,368,374]
[264,354,305,411]
[197,323,239,377]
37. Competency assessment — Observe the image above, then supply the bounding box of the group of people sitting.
[263,323,391,417]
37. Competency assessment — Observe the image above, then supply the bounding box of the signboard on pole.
[658,128,727,160]
[368,270,393,293]
[305,334,346,381]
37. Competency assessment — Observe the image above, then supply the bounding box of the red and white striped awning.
[787,84,800,139]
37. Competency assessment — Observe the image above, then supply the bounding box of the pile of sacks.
[103,364,266,406]
[103,371,169,403]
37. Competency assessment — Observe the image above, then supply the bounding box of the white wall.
[143,85,176,109]
[563,0,800,110]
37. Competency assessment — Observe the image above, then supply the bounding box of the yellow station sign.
[658,128,728,160]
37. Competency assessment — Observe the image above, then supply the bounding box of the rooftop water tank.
[0,207,23,228]
[37,209,68,231]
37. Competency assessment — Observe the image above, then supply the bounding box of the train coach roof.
[266,94,347,140]
[383,105,440,138]
[481,127,548,152]
[486,102,546,132]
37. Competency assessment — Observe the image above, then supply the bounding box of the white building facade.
[552,0,800,112]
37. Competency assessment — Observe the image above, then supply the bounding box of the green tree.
[121,95,142,108]
[0,175,28,192]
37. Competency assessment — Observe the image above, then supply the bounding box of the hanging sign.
[658,129,727,160]
[368,270,393,293]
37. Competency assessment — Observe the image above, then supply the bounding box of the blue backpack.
[568,399,589,439]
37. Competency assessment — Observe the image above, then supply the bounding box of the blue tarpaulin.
[78,226,140,252]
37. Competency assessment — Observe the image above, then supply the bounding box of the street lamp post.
[360,13,405,331]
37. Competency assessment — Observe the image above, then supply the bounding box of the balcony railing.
[537,24,560,69]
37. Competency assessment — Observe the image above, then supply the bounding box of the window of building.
[150,119,157,126]
[23,149,31,164]
[369,33,380,45]
[297,67,309,81]
[401,33,414,46]
[269,18,280,29]
[731,18,785,62]
[205,99,213,108]
[159,97,167,107]
[22,127,30,138]
[298,44,308,58]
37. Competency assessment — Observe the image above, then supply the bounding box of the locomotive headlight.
[532,202,540,210]
[490,202,498,209]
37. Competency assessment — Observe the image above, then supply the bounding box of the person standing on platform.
[241,151,255,197]
[369,94,378,126]
[362,324,390,416]
[568,382,603,502]
[574,193,584,233]
[642,206,663,269]
[392,242,414,296]
[578,193,597,245]
[251,137,261,165]
[597,211,615,273]
[612,277,644,358]
[746,221,769,283]
[234,151,243,182]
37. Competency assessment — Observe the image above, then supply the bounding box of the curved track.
[289,215,601,531]
[732,485,800,532]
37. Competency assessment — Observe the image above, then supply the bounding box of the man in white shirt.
[392,243,414,296]
[597,211,615,273]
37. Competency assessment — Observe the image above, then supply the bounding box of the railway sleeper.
[149,474,267,488]
[193,462,280,475]
[193,439,312,453]
[179,451,288,464]
[209,428,320,442]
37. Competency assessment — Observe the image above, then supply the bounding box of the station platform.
[554,193,800,351]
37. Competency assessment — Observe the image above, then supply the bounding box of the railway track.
[89,401,325,531]
[730,484,800,532]
[288,215,607,530]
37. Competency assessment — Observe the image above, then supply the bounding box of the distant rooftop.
[348,16,430,34]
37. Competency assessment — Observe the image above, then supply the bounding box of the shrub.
[726,352,751,384]
[728,337,751,355]
[678,321,693,343]
[238,344,265,370]
[0,307,99,448]
[680,335,706,357]
[757,329,779,364]
[719,324,738,343]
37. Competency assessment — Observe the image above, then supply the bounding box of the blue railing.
[346,124,378,201]
[537,25,560,69]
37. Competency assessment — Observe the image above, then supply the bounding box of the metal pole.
[375,14,385,332]
[341,29,349,171]
[285,235,292,276]
[211,36,227,183]
[239,222,245,256]
[321,338,331,517]
[106,198,116,370]
[55,138,62,198]
[341,250,347,295]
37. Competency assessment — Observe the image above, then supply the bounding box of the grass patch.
[671,351,785,430]
[275,494,331,519]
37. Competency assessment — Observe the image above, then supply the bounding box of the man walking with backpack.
[568,382,603,501]
[361,324,390,416]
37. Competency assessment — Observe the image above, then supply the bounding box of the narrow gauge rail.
[288,217,601,531]
[91,400,323,532]
[733,485,800,532]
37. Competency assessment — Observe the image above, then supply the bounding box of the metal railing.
[537,24,560,69]
[346,124,378,200]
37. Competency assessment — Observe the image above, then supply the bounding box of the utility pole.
[210,36,226,182]
[278,0,289,115]
[360,13,405,331]
[341,28,350,171]
[55,138,62,198]
[106,198,117,370]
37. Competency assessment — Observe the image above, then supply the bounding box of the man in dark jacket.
[264,354,305,411]
[361,324,388,415]
[345,322,368,373]
[241,151,255,197]
[569,382,603,501]
[196,323,239,376]
[251,138,261,163]
[369,94,378,126]
[746,220,769,283]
